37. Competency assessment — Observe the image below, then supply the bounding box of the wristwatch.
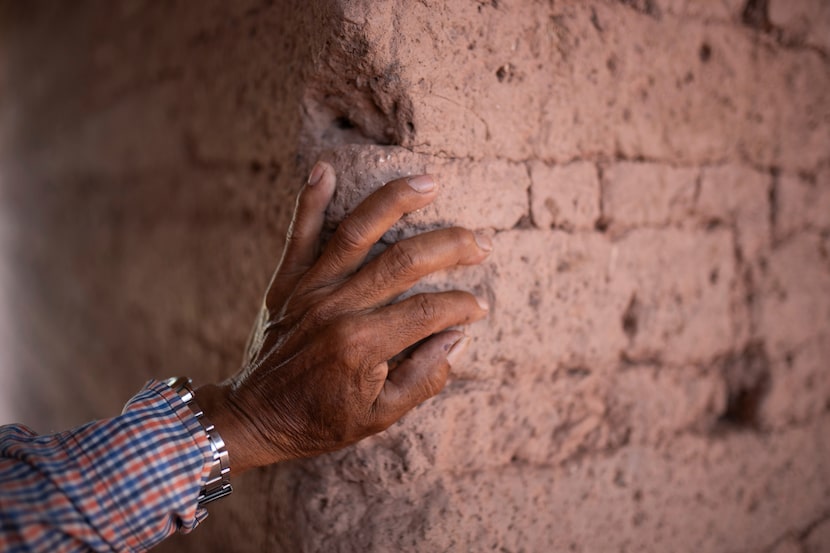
[165,377,233,506]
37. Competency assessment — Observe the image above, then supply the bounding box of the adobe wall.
[0,1,828,551]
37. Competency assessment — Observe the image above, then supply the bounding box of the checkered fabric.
[0,380,214,552]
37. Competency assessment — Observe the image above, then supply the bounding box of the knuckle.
[385,241,420,278]
[328,318,366,368]
[303,302,332,327]
[413,294,438,323]
[328,316,354,345]
[336,216,370,253]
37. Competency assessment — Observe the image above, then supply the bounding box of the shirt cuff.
[77,379,214,551]
[0,379,214,553]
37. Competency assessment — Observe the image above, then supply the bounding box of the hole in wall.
[301,74,414,149]
[301,27,416,150]
[622,294,640,340]
[717,341,771,430]
[496,63,517,83]
[742,0,771,31]
[565,366,592,379]
[303,96,398,150]
[333,116,356,130]
[699,43,712,63]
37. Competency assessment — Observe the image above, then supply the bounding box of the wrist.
[196,382,296,473]
[193,383,253,474]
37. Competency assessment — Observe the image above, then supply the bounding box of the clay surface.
[0,1,828,551]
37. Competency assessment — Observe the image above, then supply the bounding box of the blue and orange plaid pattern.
[0,380,213,552]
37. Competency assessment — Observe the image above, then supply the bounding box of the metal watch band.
[165,377,233,507]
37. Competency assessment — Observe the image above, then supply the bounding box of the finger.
[372,331,470,425]
[334,227,492,310]
[359,291,488,366]
[306,174,438,285]
[265,161,336,311]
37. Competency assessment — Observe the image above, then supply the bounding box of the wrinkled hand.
[197,161,492,473]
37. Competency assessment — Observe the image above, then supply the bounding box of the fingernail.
[474,232,493,252]
[407,174,435,193]
[475,295,490,311]
[307,161,326,186]
[447,336,470,367]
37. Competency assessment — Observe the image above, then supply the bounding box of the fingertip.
[422,329,466,357]
[307,161,329,186]
[418,330,470,370]
[309,161,336,192]
[462,294,490,325]
[446,335,470,368]
[300,162,336,214]
[416,331,463,382]
[473,231,493,253]
[277,163,337,282]
[406,174,437,194]
[378,332,462,422]
[399,331,461,373]
[319,161,336,188]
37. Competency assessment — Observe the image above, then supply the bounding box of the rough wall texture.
[1,1,829,552]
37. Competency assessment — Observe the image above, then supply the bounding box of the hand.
[197,161,492,473]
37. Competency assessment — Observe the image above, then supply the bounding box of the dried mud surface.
[0,1,828,551]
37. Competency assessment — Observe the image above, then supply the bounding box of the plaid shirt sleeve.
[0,379,215,553]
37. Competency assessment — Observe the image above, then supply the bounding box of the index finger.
[304,174,438,285]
